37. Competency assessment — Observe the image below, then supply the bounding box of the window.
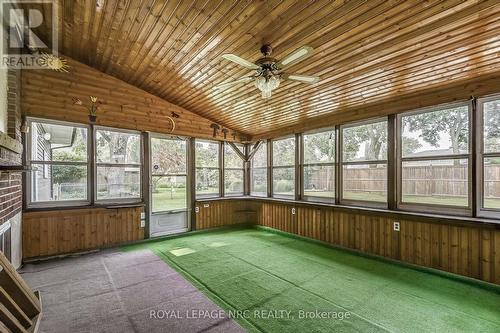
[479,96,500,216]
[399,104,470,213]
[224,143,244,196]
[27,119,89,206]
[341,119,387,205]
[272,137,295,198]
[196,140,220,197]
[151,137,188,212]
[95,128,142,201]
[251,142,267,196]
[303,129,335,202]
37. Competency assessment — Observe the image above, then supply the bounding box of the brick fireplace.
[0,69,23,268]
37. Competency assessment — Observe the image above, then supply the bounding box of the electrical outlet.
[140,219,145,228]
[140,212,145,219]
[393,221,400,231]
[291,208,296,215]
[195,207,200,213]
[203,204,209,208]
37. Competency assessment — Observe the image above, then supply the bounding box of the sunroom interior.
[0,1,499,333]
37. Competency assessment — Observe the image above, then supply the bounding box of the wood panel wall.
[194,199,500,285]
[22,207,144,260]
[195,200,259,230]
[21,57,243,141]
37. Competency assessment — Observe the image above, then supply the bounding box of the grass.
[152,187,187,212]
[123,228,500,333]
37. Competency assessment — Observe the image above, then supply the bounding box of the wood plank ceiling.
[32,0,500,137]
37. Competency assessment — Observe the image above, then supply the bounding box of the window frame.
[339,117,388,209]
[271,135,296,199]
[250,141,268,197]
[195,139,221,199]
[396,101,472,216]
[476,94,500,218]
[26,117,92,208]
[301,127,336,203]
[224,142,245,197]
[94,125,143,204]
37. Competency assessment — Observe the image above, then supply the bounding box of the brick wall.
[0,69,22,226]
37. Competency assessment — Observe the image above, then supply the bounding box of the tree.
[343,122,387,161]
[401,136,421,156]
[304,131,335,163]
[96,131,140,196]
[403,107,468,155]
[195,141,219,191]
[273,138,295,165]
[52,128,87,184]
[484,100,500,152]
[152,139,186,196]
[303,131,335,191]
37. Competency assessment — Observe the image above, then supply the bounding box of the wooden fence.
[307,164,500,198]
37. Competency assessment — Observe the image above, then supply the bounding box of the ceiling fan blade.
[221,54,260,70]
[277,46,314,68]
[213,76,254,90]
[284,74,319,84]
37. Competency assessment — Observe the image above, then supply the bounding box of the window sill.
[24,202,145,212]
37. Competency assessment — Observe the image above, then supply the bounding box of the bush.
[229,181,242,192]
[252,182,266,192]
[274,180,293,193]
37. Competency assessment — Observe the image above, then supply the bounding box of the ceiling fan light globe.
[254,75,280,99]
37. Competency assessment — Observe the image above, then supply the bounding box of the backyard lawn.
[152,187,187,212]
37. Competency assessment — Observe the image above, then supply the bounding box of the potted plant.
[72,96,102,123]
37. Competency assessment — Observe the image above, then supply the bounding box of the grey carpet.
[20,249,245,333]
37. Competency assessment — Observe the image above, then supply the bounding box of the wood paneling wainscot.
[195,200,260,230]
[22,207,144,260]
[258,202,500,285]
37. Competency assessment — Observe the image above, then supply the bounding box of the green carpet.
[123,227,500,333]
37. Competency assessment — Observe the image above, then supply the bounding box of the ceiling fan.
[214,45,319,99]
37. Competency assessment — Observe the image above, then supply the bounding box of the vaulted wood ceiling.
[33,0,500,137]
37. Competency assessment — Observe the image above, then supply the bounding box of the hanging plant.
[72,96,102,123]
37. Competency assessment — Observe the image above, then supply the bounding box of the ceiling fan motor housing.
[260,44,273,56]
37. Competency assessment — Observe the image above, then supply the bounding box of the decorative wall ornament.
[165,116,176,133]
[39,53,69,72]
[222,128,229,139]
[210,123,220,137]
[72,96,102,123]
